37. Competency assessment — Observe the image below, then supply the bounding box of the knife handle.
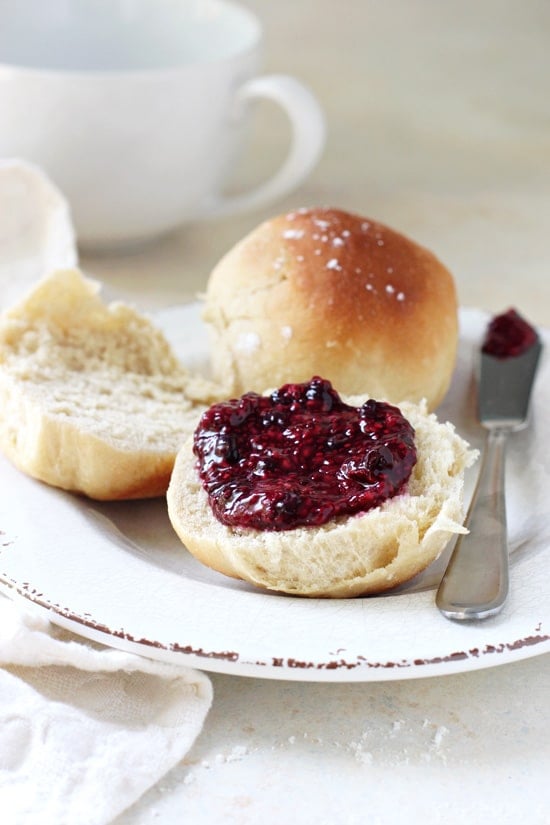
[436,427,509,620]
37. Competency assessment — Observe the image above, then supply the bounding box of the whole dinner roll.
[203,207,458,409]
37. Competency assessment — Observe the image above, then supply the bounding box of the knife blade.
[436,316,543,621]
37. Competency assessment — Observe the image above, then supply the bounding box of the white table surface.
[78,1,549,821]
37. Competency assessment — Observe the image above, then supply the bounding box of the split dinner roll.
[203,207,458,410]
[167,396,476,598]
[0,268,221,500]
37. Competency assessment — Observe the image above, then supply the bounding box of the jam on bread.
[193,377,417,531]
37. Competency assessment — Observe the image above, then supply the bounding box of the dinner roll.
[203,207,458,410]
[0,268,222,500]
[167,396,476,598]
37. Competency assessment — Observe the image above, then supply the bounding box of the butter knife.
[436,313,542,621]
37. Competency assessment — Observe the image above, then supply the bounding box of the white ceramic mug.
[0,0,325,248]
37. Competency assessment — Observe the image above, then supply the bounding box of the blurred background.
[83,0,550,320]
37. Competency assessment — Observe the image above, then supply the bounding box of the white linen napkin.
[0,596,212,825]
[0,158,77,310]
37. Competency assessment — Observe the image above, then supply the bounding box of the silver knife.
[436,318,543,621]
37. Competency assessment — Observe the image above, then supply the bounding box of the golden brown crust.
[203,207,458,409]
[0,403,177,500]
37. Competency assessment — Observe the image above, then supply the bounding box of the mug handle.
[210,74,326,217]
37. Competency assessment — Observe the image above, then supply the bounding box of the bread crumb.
[432,726,449,749]
[280,325,293,340]
[349,741,374,765]
[326,259,341,271]
[333,237,345,247]
[227,745,249,762]
[209,745,250,766]
[356,750,374,766]
[282,229,305,240]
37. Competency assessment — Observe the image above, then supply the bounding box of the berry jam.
[193,377,417,531]
[482,308,538,359]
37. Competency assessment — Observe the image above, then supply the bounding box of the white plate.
[0,305,548,681]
